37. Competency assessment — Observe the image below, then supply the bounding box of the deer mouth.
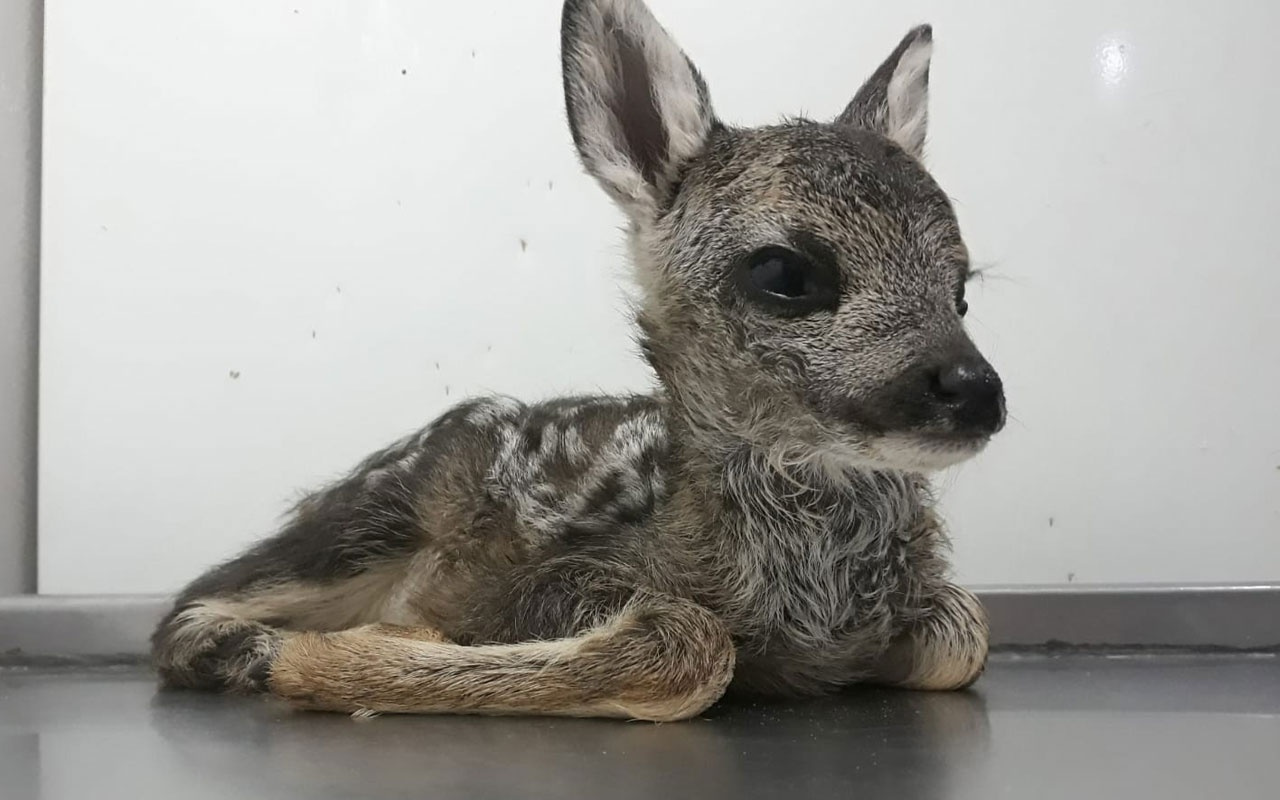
[867,431,994,472]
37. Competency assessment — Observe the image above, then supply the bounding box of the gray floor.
[1,654,1277,800]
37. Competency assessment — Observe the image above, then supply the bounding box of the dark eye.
[955,266,978,317]
[736,246,840,315]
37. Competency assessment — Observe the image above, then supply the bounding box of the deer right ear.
[561,0,717,221]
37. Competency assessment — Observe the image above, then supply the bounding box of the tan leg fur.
[268,594,736,722]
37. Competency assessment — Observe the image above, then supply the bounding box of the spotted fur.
[152,0,1004,720]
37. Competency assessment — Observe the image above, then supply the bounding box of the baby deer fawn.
[152,0,1005,721]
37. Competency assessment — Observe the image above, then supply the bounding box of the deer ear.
[836,25,933,158]
[561,0,717,220]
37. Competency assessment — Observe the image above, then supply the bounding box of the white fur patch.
[871,432,987,473]
[485,401,666,539]
[884,37,932,157]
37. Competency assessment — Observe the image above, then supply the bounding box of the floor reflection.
[146,685,991,799]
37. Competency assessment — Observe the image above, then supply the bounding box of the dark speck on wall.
[401,68,407,75]
[229,370,241,380]
[1048,516,1055,527]
[1067,572,1076,582]
[548,180,554,190]
[445,385,451,396]
[336,285,342,293]
[100,225,108,232]
[471,49,476,58]
[311,330,316,339]
[519,238,528,252]
[434,361,440,370]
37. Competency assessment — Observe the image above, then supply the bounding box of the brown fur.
[150,0,1004,721]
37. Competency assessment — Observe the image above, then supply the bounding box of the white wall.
[0,0,42,595]
[39,0,1280,594]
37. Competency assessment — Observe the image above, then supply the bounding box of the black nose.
[930,359,1006,435]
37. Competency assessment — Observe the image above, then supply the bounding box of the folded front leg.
[874,584,989,691]
[267,593,736,721]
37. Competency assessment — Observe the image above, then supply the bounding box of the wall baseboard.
[979,584,1279,651]
[1,585,1277,666]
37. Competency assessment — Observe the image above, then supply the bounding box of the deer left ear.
[835,25,933,158]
